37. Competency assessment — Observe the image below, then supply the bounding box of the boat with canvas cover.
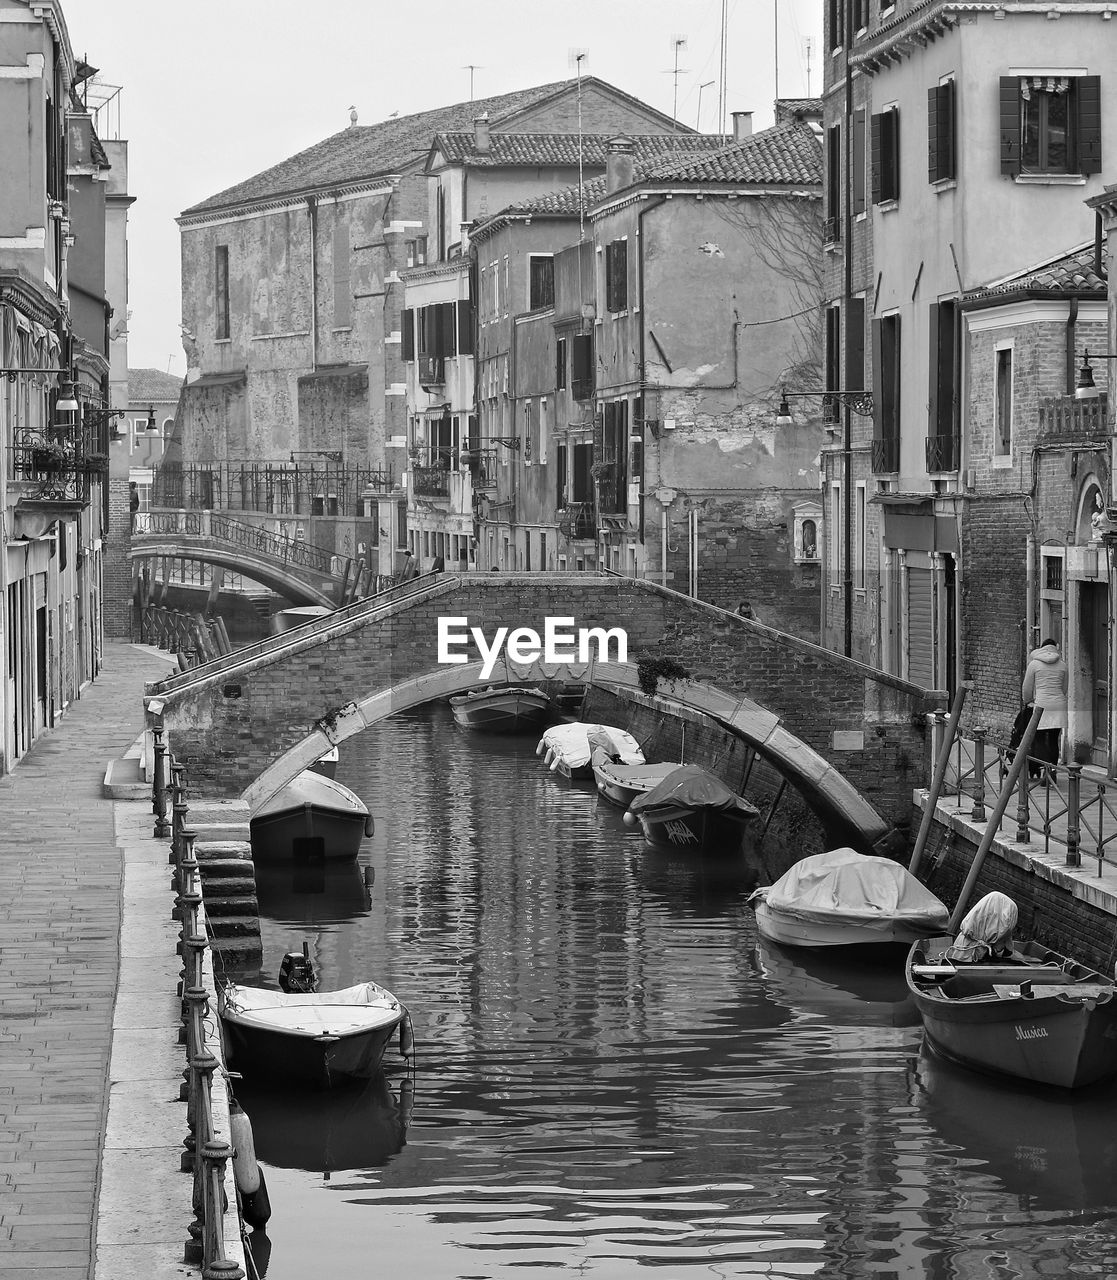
[623,764,759,854]
[218,979,411,1088]
[588,726,679,808]
[537,722,643,780]
[250,770,374,863]
[906,892,1117,1089]
[449,684,555,733]
[750,848,950,950]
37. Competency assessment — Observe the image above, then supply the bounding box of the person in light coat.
[1021,638,1068,768]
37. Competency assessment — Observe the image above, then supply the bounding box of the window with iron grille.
[1044,554,1063,593]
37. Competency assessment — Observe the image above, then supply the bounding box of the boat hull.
[754,900,940,950]
[636,806,753,855]
[250,803,367,863]
[907,939,1117,1089]
[221,1014,401,1088]
[593,760,680,809]
[450,687,553,733]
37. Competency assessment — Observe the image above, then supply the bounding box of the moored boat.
[623,764,759,854]
[590,731,680,809]
[449,684,555,733]
[218,979,411,1088]
[906,893,1117,1089]
[537,722,643,780]
[250,770,374,863]
[750,848,950,950]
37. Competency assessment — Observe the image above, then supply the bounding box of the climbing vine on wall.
[636,654,691,697]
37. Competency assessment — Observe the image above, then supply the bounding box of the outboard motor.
[278,941,318,992]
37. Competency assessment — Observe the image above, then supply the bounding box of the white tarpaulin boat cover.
[944,891,1018,962]
[537,723,643,769]
[758,848,950,932]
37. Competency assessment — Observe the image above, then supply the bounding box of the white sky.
[60,0,822,378]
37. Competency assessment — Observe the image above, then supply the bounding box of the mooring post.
[170,762,187,867]
[1066,762,1082,868]
[1015,763,1032,845]
[153,725,171,837]
[970,727,987,822]
[201,1140,245,1279]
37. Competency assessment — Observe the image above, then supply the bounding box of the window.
[927,299,959,471]
[571,332,594,400]
[871,107,900,204]
[457,297,474,355]
[855,484,867,589]
[852,110,866,215]
[828,0,843,50]
[557,442,568,508]
[825,125,842,242]
[215,245,230,340]
[556,336,567,390]
[846,297,866,393]
[995,346,1013,456]
[871,314,901,472]
[928,80,957,182]
[829,481,843,578]
[529,255,555,310]
[405,236,427,268]
[825,304,841,419]
[605,239,628,312]
[1000,75,1101,176]
[539,398,548,464]
[333,221,351,328]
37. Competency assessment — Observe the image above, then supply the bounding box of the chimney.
[474,114,491,153]
[732,111,753,141]
[606,136,636,194]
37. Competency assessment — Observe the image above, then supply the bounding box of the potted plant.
[29,440,75,473]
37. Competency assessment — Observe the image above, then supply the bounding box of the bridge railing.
[936,715,1117,873]
[136,510,342,579]
[153,460,393,516]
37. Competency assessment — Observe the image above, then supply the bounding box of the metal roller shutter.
[907,567,934,688]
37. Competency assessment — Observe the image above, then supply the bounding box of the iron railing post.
[970,727,987,822]
[1067,762,1082,868]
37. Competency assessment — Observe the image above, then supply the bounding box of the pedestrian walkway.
[0,641,177,1279]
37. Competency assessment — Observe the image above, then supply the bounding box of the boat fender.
[543,749,554,767]
[364,814,375,838]
[622,810,637,827]
[399,1009,415,1057]
[535,738,546,757]
[549,757,561,772]
[229,1097,272,1228]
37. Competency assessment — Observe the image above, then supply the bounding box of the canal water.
[234,703,1117,1279]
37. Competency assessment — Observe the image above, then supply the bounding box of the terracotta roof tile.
[128,368,185,403]
[433,131,724,168]
[969,242,1106,300]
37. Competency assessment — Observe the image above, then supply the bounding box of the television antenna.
[462,65,484,101]
[569,49,589,241]
[668,35,688,130]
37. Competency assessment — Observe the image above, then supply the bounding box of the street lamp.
[1074,349,1117,400]
[289,450,343,463]
[459,437,521,465]
[775,388,875,425]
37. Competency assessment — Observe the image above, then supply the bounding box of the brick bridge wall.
[149,574,941,847]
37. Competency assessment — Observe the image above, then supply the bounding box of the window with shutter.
[845,297,865,393]
[825,305,841,411]
[1002,75,1102,176]
[440,301,457,358]
[529,255,555,310]
[871,314,901,473]
[928,80,956,183]
[826,125,842,241]
[457,298,474,355]
[606,240,628,312]
[852,111,866,215]
[926,300,959,472]
[572,333,594,400]
[401,309,414,362]
[871,107,900,204]
[556,336,567,390]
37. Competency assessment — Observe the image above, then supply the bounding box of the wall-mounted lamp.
[1074,349,1117,400]
[56,379,79,413]
[775,387,875,426]
[290,450,343,463]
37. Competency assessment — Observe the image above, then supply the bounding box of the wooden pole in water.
[946,703,1042,933]
[909,681,970,876]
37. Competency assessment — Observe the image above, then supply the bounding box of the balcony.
[465,447,498,489]
[871,435,900,475]
[1039,393,1108,443]
[823,215,841,246]
[418,354,445,387]
[10,428,95,511]
[558,501,595,540]
[925,433,960,474]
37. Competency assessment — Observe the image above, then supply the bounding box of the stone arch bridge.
[145,574,942,855]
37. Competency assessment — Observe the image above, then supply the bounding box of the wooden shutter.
[870,112,883,203]
[440,302,457,358]
[845,297,865,392]
[1000,76,1021,175]
[457,297,474,355]
[1078,75,1102,176]
[555,336,566,390]
[883,108,899,201]
[828,124,843,224]
[928,84,956,183]
[906,567,935,688]
[401,308,414,361]
[826,305,841,394]
[871,316,884,440]
[557,442,567,508]
[928,85,941,182]
[852,111,866,214]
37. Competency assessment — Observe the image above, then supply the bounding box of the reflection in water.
[247,703,1117,1279]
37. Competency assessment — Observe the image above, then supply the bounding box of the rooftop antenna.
[463,65,484,101]
[805,38,813,98]
[669,35,688,131]
[773,0,779,111]
[719,0,730,141]
[569,48,589,241]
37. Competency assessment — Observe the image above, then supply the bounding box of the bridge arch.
[146,572,939,857]
[130,537,335,606]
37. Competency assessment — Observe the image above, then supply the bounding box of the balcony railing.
[466,447,498,489]
[1039,393,1109,443]
[418,354,445,385]
[558,501,595,540]
[152,461,393,516]
[572,376,594,402]
[925,433,960,474]
[10,427,96,505]
[871,435,900,474]
[823,215,841,245]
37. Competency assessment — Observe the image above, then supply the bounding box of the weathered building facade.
[0,0,126,771]
[820,0,1117,712]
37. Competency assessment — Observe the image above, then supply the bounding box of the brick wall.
[103,476,135,639]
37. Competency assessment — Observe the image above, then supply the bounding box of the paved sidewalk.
[0,642,177,1279]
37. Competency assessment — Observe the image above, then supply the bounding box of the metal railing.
[937,716,1117,872]
[9,426,97,504]
[137,510,341,579]
[871,435,899,474]
[153,461,393,516]
[152,740,246,1278]
[558,501,596,540]
[925,433,960,474]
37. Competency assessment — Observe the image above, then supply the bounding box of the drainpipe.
[638,197,666,578]
[1066,296,1078,395]
[841,0,855,658]
[1096,210,1108,282]
[307,196,319,370]
[1025,532,1035,655]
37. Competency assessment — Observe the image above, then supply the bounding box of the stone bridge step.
[206,914,262,939]
[203,894,260,918]
[196,840,253,863]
